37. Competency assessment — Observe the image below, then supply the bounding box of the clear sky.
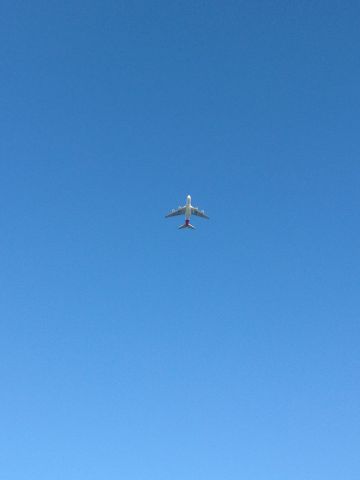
[1,1,359,479]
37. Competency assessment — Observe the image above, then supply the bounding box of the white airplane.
[165,194,209,229]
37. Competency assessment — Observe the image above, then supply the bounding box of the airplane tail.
[179,220,195,230]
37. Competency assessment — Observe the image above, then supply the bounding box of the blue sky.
[1,1,360,478]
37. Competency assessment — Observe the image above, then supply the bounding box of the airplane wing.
[165,207,186,218]
[191,207,209,219]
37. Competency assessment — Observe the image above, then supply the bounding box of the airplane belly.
[185,205,191,219]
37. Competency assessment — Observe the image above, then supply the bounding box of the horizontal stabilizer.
[179,221,195,230]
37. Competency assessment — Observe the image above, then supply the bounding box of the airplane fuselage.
[185,195,192,220]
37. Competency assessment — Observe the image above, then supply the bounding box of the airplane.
[165,194,209,229]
